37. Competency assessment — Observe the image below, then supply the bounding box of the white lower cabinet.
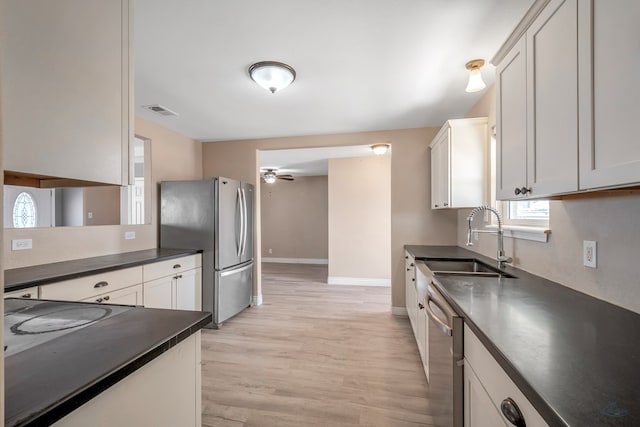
[142,255,202,311]
[464,325,547,427]
[53,332,202,427]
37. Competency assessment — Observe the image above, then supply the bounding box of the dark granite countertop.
[4,298,211,427]
[5,248,202,292]
[405,245,640,427]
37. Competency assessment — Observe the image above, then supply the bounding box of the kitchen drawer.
[81,284,143,306]
[40,267,143,302]
[143,255,201,282]
[5,287,39,299]
[464,325,547,426]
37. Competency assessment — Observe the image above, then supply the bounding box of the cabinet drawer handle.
[501,398,526,426]
[21,293,32,298]
[173,264,182,269]
[94,281,109,289]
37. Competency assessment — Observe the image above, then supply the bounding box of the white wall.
[328,155,391,284]
[459,86,640,314]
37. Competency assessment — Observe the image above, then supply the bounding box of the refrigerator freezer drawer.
[215,262,253,326]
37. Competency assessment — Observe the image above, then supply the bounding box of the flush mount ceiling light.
[465,59,486,93]
[248,61,296,94]
[371,143,391,155]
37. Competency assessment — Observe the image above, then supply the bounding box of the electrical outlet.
[12,239,33,251]
[583,240,597,268]
[124,231,136,240]
[87,212,93,219]
[268,248,273,254]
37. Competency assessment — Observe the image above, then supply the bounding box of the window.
[13,191,37,228]
[489,133,550,238]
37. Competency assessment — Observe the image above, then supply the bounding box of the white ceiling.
[134,0,531,143]
[260,145,383,176]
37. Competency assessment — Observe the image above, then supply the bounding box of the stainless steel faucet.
[466,206,513,269]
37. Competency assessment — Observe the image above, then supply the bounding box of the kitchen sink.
[423,259,517,279]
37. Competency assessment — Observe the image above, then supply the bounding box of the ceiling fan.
[261,169,294,184]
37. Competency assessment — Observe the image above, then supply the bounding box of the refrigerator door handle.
[241,187,247,256]
[219,261,253,277]
[236,187,244,257]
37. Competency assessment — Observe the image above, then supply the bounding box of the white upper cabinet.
[1,0,132,185]
[496,0,640,198]
[578,0,640,190]
[430,118,487,209]
[496,0,578,200]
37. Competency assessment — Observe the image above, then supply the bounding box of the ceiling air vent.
[142,104,179,117]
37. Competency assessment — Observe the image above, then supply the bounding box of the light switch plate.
[12,239,33,251]
[124,231,136,240]
[583,240,597,268]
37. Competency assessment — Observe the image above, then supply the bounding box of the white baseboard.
[327,276,391,287]
[252,295,263,306]
[391,306,408,317]
[262,257,328,265]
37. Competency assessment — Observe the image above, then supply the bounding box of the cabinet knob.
[514,187,531,196]
[434,204,439,208]
[443,202,449,207]
[412,278,415,282]
[103,295,110,301]
[405,256,408,259]
[418,303,424,310]
[406,268,410,271]
[96,297,103,303]
[501,398,526,427]
[175,274,183,279]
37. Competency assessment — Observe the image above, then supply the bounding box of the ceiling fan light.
[249,61,296,94]
[371,143,391,155]
[263,170,277,184]
[465,59,486,93]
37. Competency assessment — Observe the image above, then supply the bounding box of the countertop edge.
[406,245,567,427]
[15,312,212,427]
[5,249,203,292]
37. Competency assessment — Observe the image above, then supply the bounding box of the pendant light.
[465,59,486,93]
[249,61,296,94]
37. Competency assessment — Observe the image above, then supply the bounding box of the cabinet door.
[431,134,450,209]
[578,0,640,189]
[405,254,417,332]
[143,276,174,309]
[464,362,507,427]
[496,37,527,200]
[175,268,202,311]
[83,284,143,306]
[526,0,578,197]
[1,0,131,185]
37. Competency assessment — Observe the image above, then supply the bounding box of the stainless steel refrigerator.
[160,177,254,328]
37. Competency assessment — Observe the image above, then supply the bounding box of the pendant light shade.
[249,61,296,94]
[465,59,486,93]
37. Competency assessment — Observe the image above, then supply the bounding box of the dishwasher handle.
[426,295,453,336]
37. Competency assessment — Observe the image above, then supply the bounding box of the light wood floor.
[201,263,434,427]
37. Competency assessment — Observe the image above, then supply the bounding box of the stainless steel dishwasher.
[416,262,464,427]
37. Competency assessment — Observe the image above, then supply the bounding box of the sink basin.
[423,259,517,279]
